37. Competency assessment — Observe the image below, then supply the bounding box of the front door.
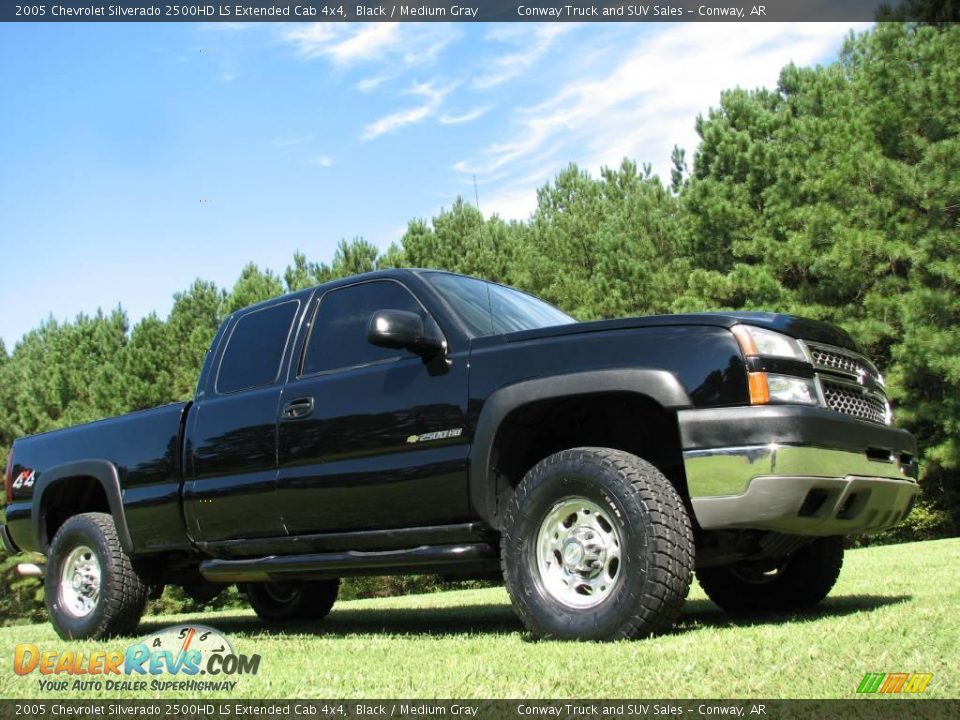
[277,279,470,535]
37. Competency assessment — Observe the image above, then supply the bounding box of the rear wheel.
[501,447,694,641]
[696,536,844,614]
[246,579,340,622]
[45,512,148,640]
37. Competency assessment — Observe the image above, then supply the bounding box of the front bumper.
[680,406,919,535]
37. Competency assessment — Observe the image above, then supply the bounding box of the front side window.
[216,301,299,394]
[424,272,575,337]
[302,280,427,376]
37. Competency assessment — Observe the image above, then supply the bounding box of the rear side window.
[302,280,426,376]
[216,301,299,394]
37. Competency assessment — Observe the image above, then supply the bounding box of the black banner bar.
[0,700,958,720]
[2,1,955,24]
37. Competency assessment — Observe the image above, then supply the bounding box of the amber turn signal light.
[747,372,771,405]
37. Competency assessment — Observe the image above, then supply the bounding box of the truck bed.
[4,401,191,554]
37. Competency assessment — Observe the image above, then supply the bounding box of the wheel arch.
[33,460,134,556]
[469,369,692,529]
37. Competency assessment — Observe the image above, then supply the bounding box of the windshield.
[423,272,576,337]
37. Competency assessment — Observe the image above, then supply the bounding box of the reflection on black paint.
[193,423,277,479]
[280,404,465,467]
[278,346,471,534]
[470,326,750,411]
[185,384,286,542]
[691,355,749,407]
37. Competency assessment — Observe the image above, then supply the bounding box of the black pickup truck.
[2,270,919,641]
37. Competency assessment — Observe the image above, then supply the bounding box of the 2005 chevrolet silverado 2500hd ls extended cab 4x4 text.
[1,270,919,641]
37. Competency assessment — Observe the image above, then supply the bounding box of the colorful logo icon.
[856,672,933,694]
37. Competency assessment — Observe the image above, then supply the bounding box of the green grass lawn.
[0,538,957,699]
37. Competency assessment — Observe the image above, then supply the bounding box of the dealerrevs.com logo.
[13,624,261,693]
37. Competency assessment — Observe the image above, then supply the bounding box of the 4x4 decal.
[11,469,35,490]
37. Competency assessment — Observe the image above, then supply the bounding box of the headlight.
[732,325,818,406]
[746,372,818,406]
[767,374,818,405]
[731,325,806,360]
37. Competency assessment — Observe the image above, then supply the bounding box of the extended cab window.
[302,280,426,375]
[216,301,299,394]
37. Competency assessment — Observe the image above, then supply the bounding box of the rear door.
[183,299,303,543]
[276,278,470,535]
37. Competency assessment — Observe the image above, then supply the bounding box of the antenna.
[472,174,491,267]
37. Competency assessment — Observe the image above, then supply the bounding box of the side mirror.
[367,309,445,358]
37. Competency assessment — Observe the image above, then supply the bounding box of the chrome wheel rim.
[535,496,623,609]
[59,545,101,618]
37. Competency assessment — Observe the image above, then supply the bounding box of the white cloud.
[483,187,538,221]
[356,75,388,92]
[473,25,575,90]
[459,23,870,219]
[363,105,434,141]
[326,23,400,65]
[310,155,334,167]
[278,23,466,143]
[361,81,455,141]
[439,106,492,125]
[280,23,459,68]
[271,133,313,148]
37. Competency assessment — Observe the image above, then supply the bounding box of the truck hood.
[504,311,859,351]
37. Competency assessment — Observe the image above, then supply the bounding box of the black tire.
[501,447,694,641]
[45,512,148,640]
[696,536,844,614]
[246,579,340,622]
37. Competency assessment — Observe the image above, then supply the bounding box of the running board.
[199,543,499,583]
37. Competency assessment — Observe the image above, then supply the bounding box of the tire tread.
[46,512,148,640]
[501,447,694,640]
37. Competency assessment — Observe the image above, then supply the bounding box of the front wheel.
[501,448,694,641]
[45,512,149,640]
[696,536,844,614]
[246,579,340,622]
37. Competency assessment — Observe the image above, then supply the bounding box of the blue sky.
[0,21,869,349]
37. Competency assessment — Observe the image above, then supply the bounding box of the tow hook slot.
[797,489,831,517]
[837,490,871,520]
[866,447,893,462]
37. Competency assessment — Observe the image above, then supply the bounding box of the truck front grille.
[821,380,888,425]
[808,346,878,379]
[802,341,890,425]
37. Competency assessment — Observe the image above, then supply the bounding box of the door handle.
[282,397,315,420]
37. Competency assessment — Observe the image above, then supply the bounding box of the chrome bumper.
[685,445,919,535]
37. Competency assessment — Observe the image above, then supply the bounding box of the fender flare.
[468,368,691,527]
[32,459,135,555]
